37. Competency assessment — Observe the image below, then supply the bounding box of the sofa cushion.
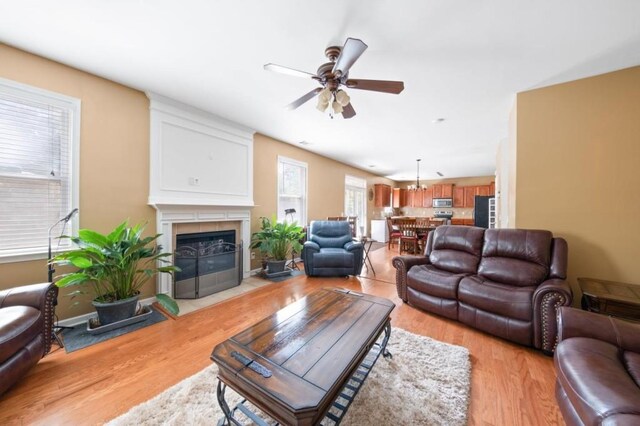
[313,248,354,268]
[624,351,640,388]
[407,264,467,299]
[0,306,42,364]
[555,338,640,424]
[458,302,532,346]
[478,229,552,287]
[309,221,352,248]
[428,226,485,274]
[458,275,535,321]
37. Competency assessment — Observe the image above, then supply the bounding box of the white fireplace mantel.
[146,93,255,294]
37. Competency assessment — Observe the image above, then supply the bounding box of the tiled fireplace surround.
[147,94,254,296]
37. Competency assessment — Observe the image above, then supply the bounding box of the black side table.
[359,237,376,276]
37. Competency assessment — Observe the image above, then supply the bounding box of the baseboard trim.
[57,296,157,327]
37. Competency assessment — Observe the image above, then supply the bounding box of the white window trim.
[277,155,308,226]
[0,77,81,264]
[344,175,368,236]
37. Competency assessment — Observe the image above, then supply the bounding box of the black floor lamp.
[47,208,78,348]
[284,209,299,270]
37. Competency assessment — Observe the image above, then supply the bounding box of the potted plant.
[251,216,304,274]
[51,221,179,326]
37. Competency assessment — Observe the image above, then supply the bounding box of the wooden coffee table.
[210,288,395,425]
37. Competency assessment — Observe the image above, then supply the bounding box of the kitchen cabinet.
[412,188,424,207]
[477,185,490,196]
[432,184,442,199]
[451,218,475,226]
[489,181,495,196]
[464,186,476,208]
[406,189,414,207]
[453,187,464,208]
[374,184,391,207]
[392,188,407,208]
[422,187,433,208]
[441,184,453,198]
[431,184,453,199]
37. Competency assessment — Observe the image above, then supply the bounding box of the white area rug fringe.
[107,327,471,426]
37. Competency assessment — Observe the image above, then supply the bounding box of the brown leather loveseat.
[0,282,58,395]
[555,307,640,425]
[393,226,572,353]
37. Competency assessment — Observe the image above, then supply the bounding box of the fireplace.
[147,94,254,297]
[174,230,243,299]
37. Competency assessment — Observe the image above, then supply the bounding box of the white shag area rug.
[107,328,471,426]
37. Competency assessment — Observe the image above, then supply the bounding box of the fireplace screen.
[173,231,242,299]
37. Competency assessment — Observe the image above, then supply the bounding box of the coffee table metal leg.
[217,379,279,426]
[381,320,392,359]
[217,380,242,426]
[321,320,393,425]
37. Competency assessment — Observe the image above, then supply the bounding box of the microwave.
[433,198,453,208]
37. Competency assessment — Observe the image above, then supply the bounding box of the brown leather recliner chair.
[0,282,58,395]
[393,226,572,353]
[555,307,640,425]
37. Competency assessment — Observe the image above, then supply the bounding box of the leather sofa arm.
[0,282,58,355]
[558,306,640,353]
[532,279,573,354]
[344,241,363,253]
[302,241,320,275]
[392,255,430,302]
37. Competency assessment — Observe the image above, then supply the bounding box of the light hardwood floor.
[0,246,563,425]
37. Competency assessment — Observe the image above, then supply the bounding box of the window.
[277,156,307,225]
[0,78,80,262]
[344,175,367,237]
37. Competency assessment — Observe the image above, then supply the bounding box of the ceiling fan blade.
[345,79,405,94]
[332,38,368,76]
[342,102,356,119]
[264,63,316,79]
[285,88,322,110]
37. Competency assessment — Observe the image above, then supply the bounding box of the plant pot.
[266,259,287,274]
[92,295,139,326]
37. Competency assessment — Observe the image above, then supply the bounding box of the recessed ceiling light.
[436,171,444,177]
[299,141,311,145]
[432,118,446,123]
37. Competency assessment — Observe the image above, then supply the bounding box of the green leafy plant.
[250,215,304,261]
[50,221,180,315]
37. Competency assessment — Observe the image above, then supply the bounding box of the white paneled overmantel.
[147,93,255,294]
[147,92,254,207]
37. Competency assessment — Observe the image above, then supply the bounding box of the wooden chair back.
[327,216,357,237]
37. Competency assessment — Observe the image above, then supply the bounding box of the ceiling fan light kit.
[265,37,404,119]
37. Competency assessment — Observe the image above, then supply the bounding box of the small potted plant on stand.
[251,216,304,277]
[51,221,179,331]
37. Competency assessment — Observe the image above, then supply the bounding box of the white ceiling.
[1,1,639,180]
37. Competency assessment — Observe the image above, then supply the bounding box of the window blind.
[277,157,307,225]
[0,87,74,254]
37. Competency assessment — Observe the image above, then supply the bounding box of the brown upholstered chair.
[393,226,572,353]
[555,307,640,425]
[0,282,58,395]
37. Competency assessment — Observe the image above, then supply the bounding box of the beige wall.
[397,176,495,219]
[252,133,396,270]
[515,66,640,293]
[0,44,154,319]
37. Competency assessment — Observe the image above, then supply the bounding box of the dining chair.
[386,218,402,249]
[397,218,419,254]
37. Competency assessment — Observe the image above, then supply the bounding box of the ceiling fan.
[264,38,404,119]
